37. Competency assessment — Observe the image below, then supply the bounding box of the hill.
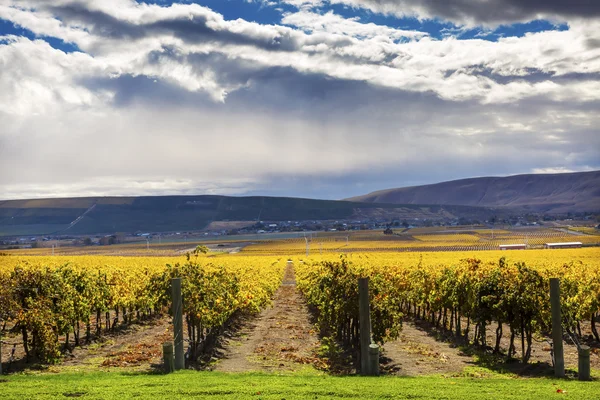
[346,171,600,213]
[0,195,499,236]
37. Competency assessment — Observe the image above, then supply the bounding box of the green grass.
[1,370,597,399]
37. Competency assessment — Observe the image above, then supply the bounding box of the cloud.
[0,36,111,115]
[1,66,598,199]
[2,1,599,104]
[282,9,427,40]
[0,0,598,199]
[280,0,600,26]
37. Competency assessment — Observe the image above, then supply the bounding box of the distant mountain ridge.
[346,171,600,213]
[0,195,500,236]
[1,171,597,237]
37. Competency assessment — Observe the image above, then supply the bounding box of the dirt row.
[213,264,322,372]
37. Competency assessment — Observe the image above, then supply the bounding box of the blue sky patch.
[0,18,81,53]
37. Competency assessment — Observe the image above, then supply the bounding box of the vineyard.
[0,250,284,364]
[295,248,600,364]
[242,227,600,254]
[1,242,599,377]
[1,241,246,257]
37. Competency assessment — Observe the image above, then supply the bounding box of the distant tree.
[185,245,209,261]
[334,223,346,231]
[525,214,537,223]
[114,233,126,244]
[83,237,92,246]
[195,245,209,254]
[383,227,393,235]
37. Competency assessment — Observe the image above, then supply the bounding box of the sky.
[0,0,599,201]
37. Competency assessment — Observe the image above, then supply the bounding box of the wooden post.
[359,277,372,375]
[163,342,174,373]
[172,278,185,370]
[0,333,3,375]
[368,343,380,376]
[550,278,565,378]
[578,345,591,381]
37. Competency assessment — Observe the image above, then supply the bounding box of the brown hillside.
[346,171,600,213]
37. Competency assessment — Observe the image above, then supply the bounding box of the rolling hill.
[346,171,600,213]
[0,195,499,236]
[3,171,596,237]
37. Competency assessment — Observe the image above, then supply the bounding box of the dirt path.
[214,263,321,372]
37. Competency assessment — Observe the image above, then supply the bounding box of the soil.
[61,317,172,370]
[382,322,475,376]
[382,318,600,377]
[213,263,323,372]
[1,315,173,373]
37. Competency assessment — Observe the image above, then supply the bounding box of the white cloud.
[282,10,427,40]
[1,1,599,105]
[532,166,595,174]
[0,36,112,115]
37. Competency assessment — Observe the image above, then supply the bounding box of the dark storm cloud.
[338,0,600,25]
[47,4,145,40]
[47,3,305,52]
[147,19,301,51]
[585,38,600,50]
[443,67,600,85]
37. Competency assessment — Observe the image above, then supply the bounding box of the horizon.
[0,169,597,202]
[1,0,599,200]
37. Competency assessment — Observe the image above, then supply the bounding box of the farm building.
[499,244,527,250]
[545,242,583,249]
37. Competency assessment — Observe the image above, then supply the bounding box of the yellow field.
[568,226,600,235]
[0,253,282,272]
[5,226,598,258]
[241,227,600,254]
[294,247,600,270]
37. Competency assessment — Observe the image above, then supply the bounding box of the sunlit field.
[1,227,598,391]
[241,227,600,255]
